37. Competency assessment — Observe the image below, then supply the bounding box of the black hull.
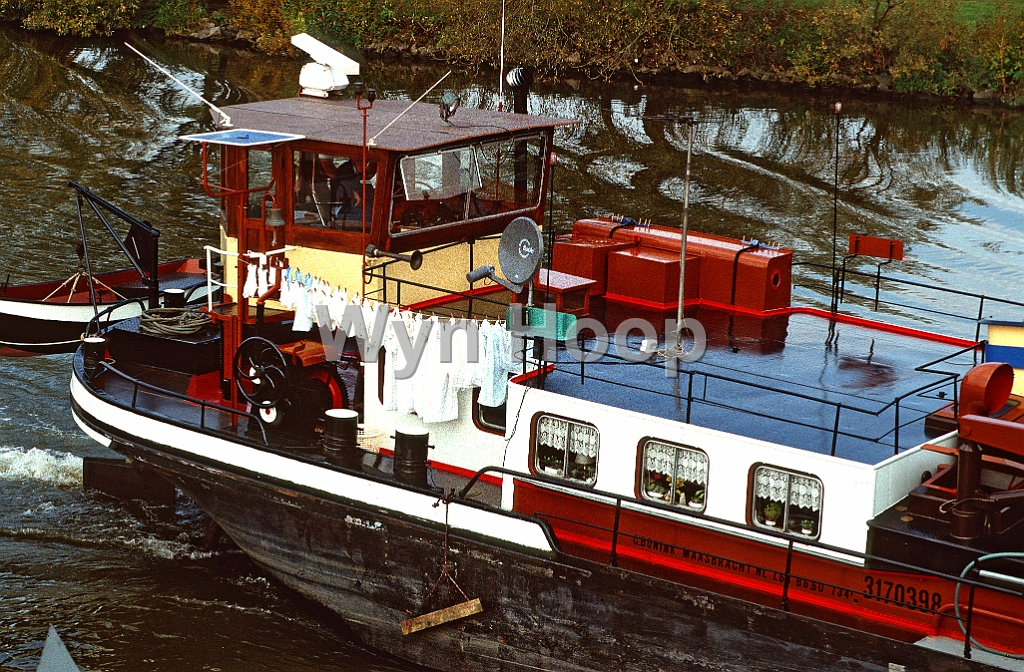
[0,310,108,355]
[1,259,208,356]
[89,434,996,672]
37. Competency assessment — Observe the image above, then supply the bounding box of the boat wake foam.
[0,447,82,487]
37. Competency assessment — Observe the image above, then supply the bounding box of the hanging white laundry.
[414,316,459,424]
[279,267,293,308]
[242,261,258,299]
[470,320,492,391]
[329,288,348,332]
[361,297,379,339]
[256,262,269,298]
[311,279,329,327]
[451,318,480,389]
[394,312,420,415]
[381,309,401,412]
[292,273,314,331]
[478,321,513,407]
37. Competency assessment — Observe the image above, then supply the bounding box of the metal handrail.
[362,233,511,312]
[544,337,970,457]
[83,296,149,338]
[795,260,1024,341]
[92,360,269,445]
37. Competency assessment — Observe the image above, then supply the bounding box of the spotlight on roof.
[291,33,360,98]
[439,92,460,124]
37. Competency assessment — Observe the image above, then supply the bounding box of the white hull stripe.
[70,375,556,556]
[0,298,142,322]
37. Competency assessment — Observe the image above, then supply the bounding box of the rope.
[138,308,211,336]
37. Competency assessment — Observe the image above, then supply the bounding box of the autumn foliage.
[2,0,1024,101]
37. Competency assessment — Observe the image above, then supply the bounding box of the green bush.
[15,0,139,35]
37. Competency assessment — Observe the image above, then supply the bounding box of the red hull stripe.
[377,448,503,486]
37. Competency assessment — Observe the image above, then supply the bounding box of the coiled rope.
[139,308,212,336]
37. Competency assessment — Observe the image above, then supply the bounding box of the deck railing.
[545,338,976,457]
[362,233,511,315]
[89,360,269,445]
[459,465,1024,663]
[795,260,1024,342]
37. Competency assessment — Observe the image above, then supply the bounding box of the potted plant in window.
[674,478,687,504]
[569,463,594,482]
[800,519,814,535]
[688,489,705,509]
[646,474,669,500]
[540,452,563,476]
[763,501,782,527]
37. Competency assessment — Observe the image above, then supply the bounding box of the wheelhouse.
[188,97,571,303]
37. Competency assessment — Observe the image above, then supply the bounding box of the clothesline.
[277,265,516,422]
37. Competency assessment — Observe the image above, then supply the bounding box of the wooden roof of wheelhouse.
[219,97,575,151]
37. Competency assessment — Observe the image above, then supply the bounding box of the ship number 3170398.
[863,575,942,612]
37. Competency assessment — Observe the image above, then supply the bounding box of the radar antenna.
[291,33,360,98]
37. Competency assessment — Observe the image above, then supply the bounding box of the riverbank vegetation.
[2,0,1023,103]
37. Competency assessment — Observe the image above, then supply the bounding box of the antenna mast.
[123,42,232,128]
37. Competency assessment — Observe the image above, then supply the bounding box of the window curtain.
[755,467,790,503]
[677,449,708,485]
[537,416,568,452]
[538,415,599,457]
[644,442,708,485]
[568,423,598,459]
[790,474,822,512]
[644,442,675,477]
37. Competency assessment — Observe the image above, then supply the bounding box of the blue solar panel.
[179,129,305,146]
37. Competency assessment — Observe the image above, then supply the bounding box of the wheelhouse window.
[533,414,598,486]
[246,148,275,220]
[640,440,708,511]
[292,150,374,231]
[390,134,546,236]
[751,465,822,539]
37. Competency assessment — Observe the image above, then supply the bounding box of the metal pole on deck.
[830,102,842,315]
[675,117,695,349]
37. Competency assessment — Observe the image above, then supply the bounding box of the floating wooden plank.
[401,598,483,636]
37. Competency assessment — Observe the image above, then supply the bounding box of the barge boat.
[68,52,1024,671]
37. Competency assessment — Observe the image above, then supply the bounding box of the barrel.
[393,427,430,488]
[163,288,186,308]
[322,409,361,469]
[82,337,106,377]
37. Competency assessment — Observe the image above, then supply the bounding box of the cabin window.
[292,150,374,231]
[472,389,506,435]
[390,134,547,236]
[246,149,275,219]
[751,465,822,539]
[639,440,708,511]
[533,414,598,486]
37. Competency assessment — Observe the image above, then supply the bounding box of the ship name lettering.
[633,536,676,555]
[795,577,824,593]
[863,575,942,612]
[680,548,754,574]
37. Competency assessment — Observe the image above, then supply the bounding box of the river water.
[1,26,1023,671]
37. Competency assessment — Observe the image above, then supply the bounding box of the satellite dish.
[466,217,543,293]
[498,217,544,285]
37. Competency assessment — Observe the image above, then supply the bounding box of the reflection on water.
[1,24,1023,671]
